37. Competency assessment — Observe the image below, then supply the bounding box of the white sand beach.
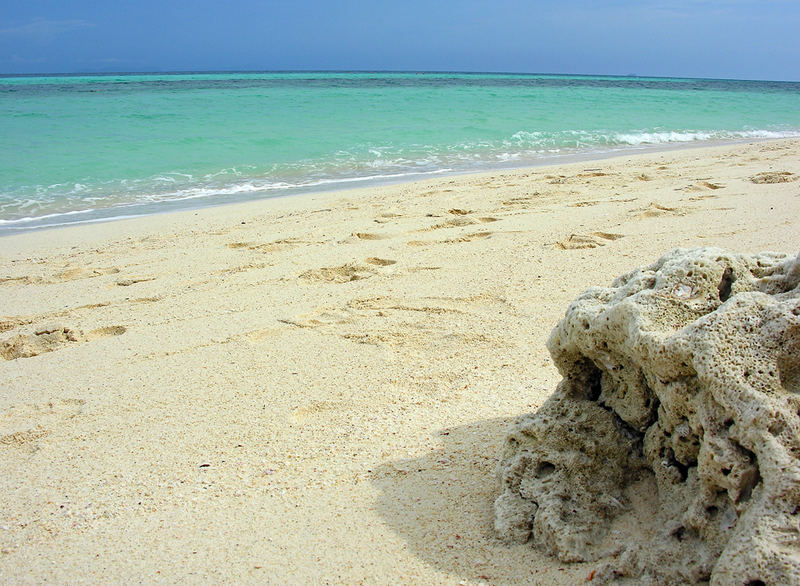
[1,139,798,583]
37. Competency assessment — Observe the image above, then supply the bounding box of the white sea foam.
[0,167,456,229]
[152,167,456,203]
[0,213,147,230]
[613,129,800,145]
[0,208,97,225]
[3,125,799,233]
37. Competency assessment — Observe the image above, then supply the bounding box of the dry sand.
[1,139,798,583]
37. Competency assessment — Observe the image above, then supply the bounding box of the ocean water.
[2,71,799,233]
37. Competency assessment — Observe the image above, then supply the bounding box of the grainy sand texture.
[1,139,799,583]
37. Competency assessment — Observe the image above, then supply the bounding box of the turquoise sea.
[2,71,799,233]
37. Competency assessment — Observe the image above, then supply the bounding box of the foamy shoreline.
[2,134,797,237]
[1,139,798,583]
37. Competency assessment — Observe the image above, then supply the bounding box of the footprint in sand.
[228,238,308,252]
[1,324,126,360]
[443,231,493,243]
[290,401,348,424]
[0,267,120,287]
[556,232,624,250]
[348,295,477,315]
[500,193,543,209]
[632,202,686,218]
[374,212,402,224]
[339,299,499,350]
[407,230,494,246]
[257,238,308,251]
[298,256,400,284]
[56,267,120,282]
[0,275,43,287]
[213,263,269,276]
[281,294,508,353]
[281,294,477,331]
[419,205,501,231]
[0,398,85,451]
[130,296,162,304]
[279,306,357,329]
[421,217,477,231]
[354,232,389,241]
[115,277,155,287]
[0,317,32,334]
[241,328,280,343]
[750,171,797,184]
[365,257,397,266]
[341,331,408,347]
[298,263,376,284]
[684,181,724,192]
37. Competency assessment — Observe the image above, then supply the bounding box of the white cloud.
[0,18,94,38]
[7,54,46,64]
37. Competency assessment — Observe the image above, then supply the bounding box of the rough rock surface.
[494,248,800,584]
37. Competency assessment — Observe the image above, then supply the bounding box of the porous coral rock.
[494,248,800,584]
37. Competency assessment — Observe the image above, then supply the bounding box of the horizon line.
[1,68,798,84]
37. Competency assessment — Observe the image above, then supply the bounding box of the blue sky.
[1,0,798,80]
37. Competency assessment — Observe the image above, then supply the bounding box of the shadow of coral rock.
[371,418,591,584]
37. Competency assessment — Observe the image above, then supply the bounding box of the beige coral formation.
[494,248,800,584]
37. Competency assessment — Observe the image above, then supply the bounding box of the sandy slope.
[1,139,798,583]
